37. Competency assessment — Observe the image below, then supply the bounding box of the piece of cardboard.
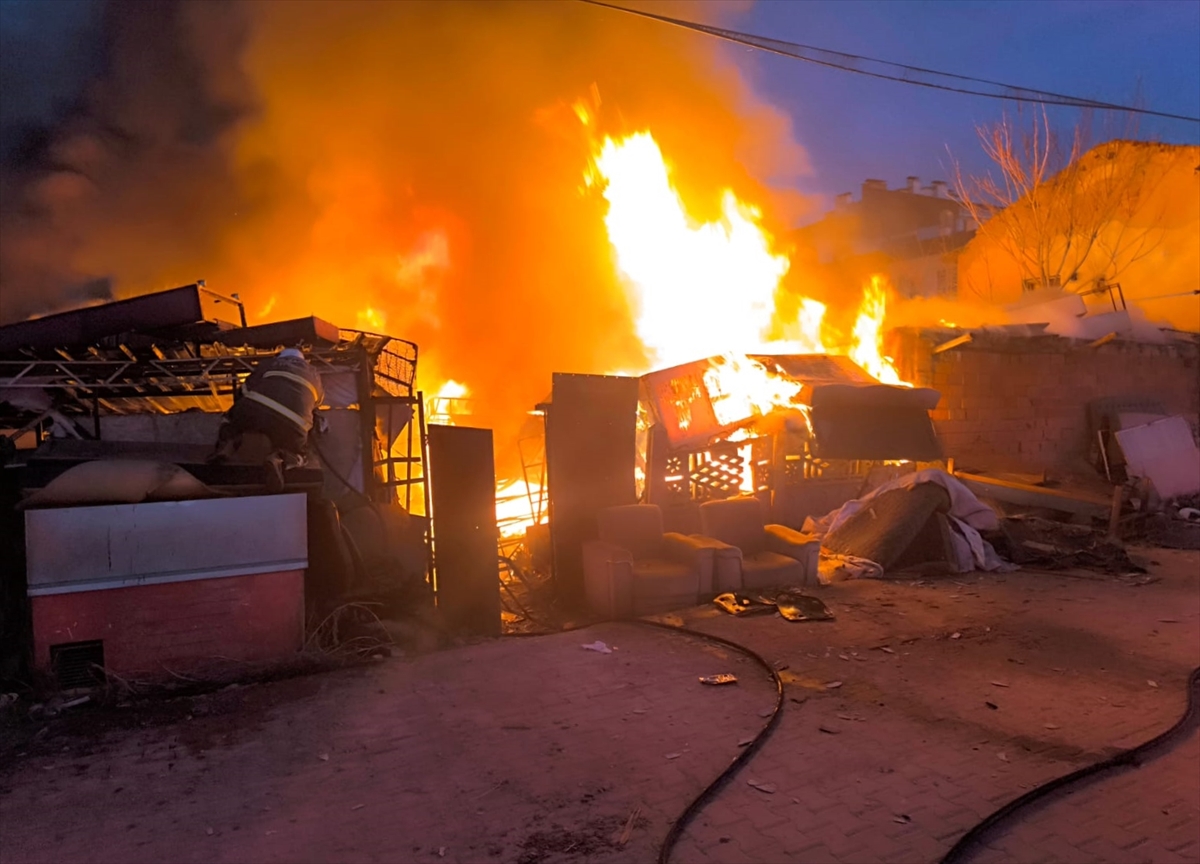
[1115,416,1200,500]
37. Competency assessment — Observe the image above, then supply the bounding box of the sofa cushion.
[740,551,807,590]
[598,504,664,560]
[688,534,743,593]
[699,497,767,556]
[631,558,699,613]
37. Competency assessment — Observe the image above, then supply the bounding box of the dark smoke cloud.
[0,0,254,321]
[0,0,104,164]
[0,0,811,472]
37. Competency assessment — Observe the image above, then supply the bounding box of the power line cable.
[579,0,1200,124]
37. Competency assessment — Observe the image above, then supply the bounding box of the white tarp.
[803,468,1013,580]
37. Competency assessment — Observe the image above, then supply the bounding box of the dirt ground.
[1,546,1197,864]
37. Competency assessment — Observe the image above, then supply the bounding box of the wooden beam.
[933,333,973,354]
[953,470,1112,519]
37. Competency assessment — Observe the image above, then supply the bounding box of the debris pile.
[802,468,1013,581]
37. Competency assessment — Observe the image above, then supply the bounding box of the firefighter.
[212,347,325,490]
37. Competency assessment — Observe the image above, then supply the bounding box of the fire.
[778,298,830,354]
[703,354,803,427]
[496,478,546,539]
[357,306,387,333]
[591,130,908,399]
[425,379,471,426]
[592,132,791,369]
[849,277,908,387]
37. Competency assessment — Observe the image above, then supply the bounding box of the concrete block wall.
[890,329,1200,473]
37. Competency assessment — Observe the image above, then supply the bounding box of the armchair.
[583,504,715,618]
[698,496,820,590]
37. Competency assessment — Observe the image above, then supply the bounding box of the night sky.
[736,0,1200,212]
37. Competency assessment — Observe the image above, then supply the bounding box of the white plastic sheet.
[804,468,1014,578]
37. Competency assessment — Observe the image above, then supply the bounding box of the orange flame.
[591,132,791,369]
[423,379,545,539]
[702,353,803,427]
[591,130,909,412]
[849,276,908,386]
[425,379,471,426]
[496,478,546,539]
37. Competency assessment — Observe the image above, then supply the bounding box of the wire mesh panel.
[749,437,774,492]
[689,444,746,501]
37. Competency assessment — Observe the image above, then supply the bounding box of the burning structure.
[1,3,1197,684]
[0,283,435,683]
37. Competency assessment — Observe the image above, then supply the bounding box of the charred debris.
[2,283,1199,697]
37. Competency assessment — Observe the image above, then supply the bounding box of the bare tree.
[953,105,1166,300]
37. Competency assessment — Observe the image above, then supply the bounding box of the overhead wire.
[578,0,1200,124]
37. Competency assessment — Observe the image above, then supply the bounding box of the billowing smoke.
[0,0,255,319]
[0,0,809,467]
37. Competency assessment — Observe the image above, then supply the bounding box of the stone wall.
[890,328,1200,473]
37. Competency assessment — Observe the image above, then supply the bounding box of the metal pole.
[417,392,434,594]
[359,349,376,500]
[406,398,415,511]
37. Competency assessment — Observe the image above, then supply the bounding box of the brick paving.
[971,731,1200,864]
[1,547,1197,864]
[1,624,778,863]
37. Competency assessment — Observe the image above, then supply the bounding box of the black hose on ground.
[505,613,1199,864]
[940,665,1200,864]
[501,615,785,864]
[632,619,784,864]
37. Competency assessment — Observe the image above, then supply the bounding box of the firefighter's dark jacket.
[239,354,325,433]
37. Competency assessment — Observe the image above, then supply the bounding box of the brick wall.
[890,329,1200,473]
[31,569,305,680]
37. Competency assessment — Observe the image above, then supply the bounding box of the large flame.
[455,129,911,544]
[703,353,803,427]
[592,132,792,369]
[592,129,908,397]
[849,276,908,386]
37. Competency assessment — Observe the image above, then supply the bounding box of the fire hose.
[497,558,785,864]
[940,664,1200,864]
[634,618,784,864]
[501,558,1199,864]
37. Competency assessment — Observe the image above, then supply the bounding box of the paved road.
[2,548,1197,864]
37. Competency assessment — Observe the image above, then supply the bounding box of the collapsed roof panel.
[0,286,419,429]
[748,354,875,387]
[639,358,727,451]
[214,316,341,350]
[0,283,243,356]
[640,353,943,460]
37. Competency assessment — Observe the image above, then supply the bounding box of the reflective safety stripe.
[242,387,310,430]
[264,369,321,401]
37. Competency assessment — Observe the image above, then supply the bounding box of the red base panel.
[31,570,305,679]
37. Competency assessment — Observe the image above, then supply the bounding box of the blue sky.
[730,0,1200,212]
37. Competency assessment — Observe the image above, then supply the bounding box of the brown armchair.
[698,496,820,590]
[583,504,715,618]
